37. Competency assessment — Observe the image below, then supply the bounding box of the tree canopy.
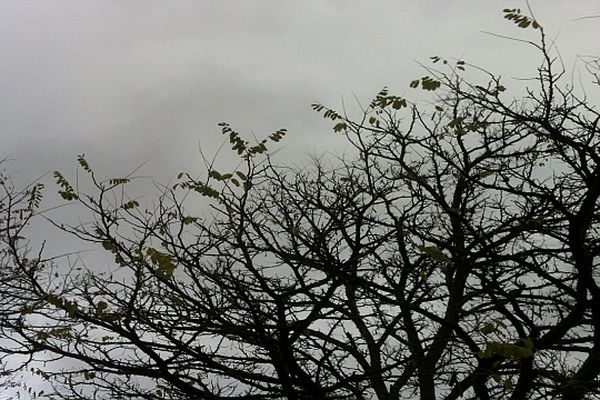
[1,9,600,400]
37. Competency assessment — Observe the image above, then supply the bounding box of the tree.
[1,9,600,400]
[0,161,44,394]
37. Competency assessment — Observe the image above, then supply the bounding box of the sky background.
[0,2,599,397]
[0,1,598,256]
[2,1,599,187]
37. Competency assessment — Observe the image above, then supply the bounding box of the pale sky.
[2,1,599,185]
[1,2,600,398]
[1,0,599,260]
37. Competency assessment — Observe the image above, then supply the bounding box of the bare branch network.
[1,10,600,400]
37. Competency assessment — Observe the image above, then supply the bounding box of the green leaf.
[480,323,496,335]
[269,128,287,142]
[59,191,78,201]
[109,178,130,185]
[83,371,96,380]
[235,171,247,181]
[518,19,531,28]
[147,247,176,280]
[392,98,407,109]
[96,301,108,314]
[311,103,324,112]
[102,240,117,253]
[182,216,198,225]
[419,245,450,262]
[333,122,348,133]
[122,200,139,210]
[480,342,534,360]
[208,170,223,180]
[54,171,78,200]
[409,79,420,88]
[77,154,92,173]
[64,301,78,317]
[420,76,441,91]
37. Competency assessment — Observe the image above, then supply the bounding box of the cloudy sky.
[2,1,599,187]
[1,0,599,263]
[0,2,599,397]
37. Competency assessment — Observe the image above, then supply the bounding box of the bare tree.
[0,161,44,394]
[1,9,600,400]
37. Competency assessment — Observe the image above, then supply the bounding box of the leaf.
[392,98,407,109]
[59,191,78,201]
[518,19,531,28]
[64,301,78,317]
[96,301,108,314]
[122,200,139,210]
[480,342,534,360]
[83,371,96,380]
[478,170,495,178]
[323,109,340,121]
[269,128,287,142]
[421,76,441,91]
[77,154,92,173]
[419,245,450,262]
[109,178,130,185]
[208,170,223,180]
[102,241,117,253]
[409,79,420,88]
[503,9,539,30]
[156,262,176,280]
[182,216,198,225]
[480,323,496,335]
[333,122,348,133]
[147,247,176,280]
[235,171,247,181]
[311,103,324,112]
[54,171,78,200]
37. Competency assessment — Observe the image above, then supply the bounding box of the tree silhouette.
[1,10,600,400]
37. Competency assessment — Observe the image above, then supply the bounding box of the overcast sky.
[1,2,600,397]
[2,1,599,186]
[0,0,599,258]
